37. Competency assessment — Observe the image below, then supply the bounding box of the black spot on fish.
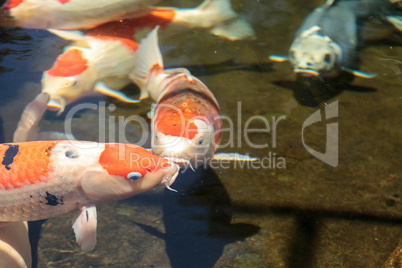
[30,195,33,198]
[86,210,89,222]
[65,150,79,158]
[44,191,63,206]
[45,146,53,156]
[2,144,19,170]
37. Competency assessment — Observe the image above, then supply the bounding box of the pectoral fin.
[47,29,87,42]
[268,55,289,62]
[72,205,97,251]
[213,153,258,161]
[13,92,50,142]
[147,103,157,119]
[341,66,377,79]
[95,81,140,103]
[386,15,402,32]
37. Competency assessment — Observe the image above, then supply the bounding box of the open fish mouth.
[294,68,320,77]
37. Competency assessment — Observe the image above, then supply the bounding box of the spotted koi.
[0,140,180,250]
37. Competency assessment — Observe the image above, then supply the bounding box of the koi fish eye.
[127,172,142,181]
[65,150,79,158]
[198,137,204,145]
[324,53,331,63]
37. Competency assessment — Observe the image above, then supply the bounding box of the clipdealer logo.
[302,101,339,167]
[62,100,339,168]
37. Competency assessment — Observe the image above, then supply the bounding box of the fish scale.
[0,141,103,222]
[0,142,56,190]
[0,172,87,222]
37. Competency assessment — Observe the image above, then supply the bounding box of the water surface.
[0,0,401,267]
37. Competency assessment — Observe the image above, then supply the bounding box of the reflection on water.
[0,0,401,267]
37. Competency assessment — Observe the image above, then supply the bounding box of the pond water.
[0,0,401,267]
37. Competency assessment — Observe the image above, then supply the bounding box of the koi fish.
[3,0,161,30]
[41,0,254,115]
[269,0,400,79]
[41,30,140,115]
[4,0,255,41]
[87,0,255,41]
[0,140,180,250]
[150,0,255,41]
[131,27,256,167]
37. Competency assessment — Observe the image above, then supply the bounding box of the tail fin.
[196,0,238,23]
[188,0,237,25]
[210,16,256,41]
[130,26,164,99]
[173,0,255,40]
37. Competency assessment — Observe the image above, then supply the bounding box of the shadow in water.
[288,214,317,268]
[134,167,260,268]
[231,202,402,268]
[28,220,47,268]
[274,73,377,107]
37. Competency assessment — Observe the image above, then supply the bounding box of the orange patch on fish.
[56,0,70,3]
[0,142,57,190]
[46,48,88,77]
[156,112,199,140]
[87,8,176,41]
[150,64,164,76]
[135,9,176,29]
[155,90,221,145]
[3,0,23,9]
[99,144,170,179]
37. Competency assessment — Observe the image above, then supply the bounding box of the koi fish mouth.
[294,68,320,77]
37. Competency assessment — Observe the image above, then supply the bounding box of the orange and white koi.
[41,0,255,115]
[131,28,256,167]
[0,140,180,250]
[3,0,161,30]
[4,0,255,41]
[41,30,140,115]
[88,0,256,41]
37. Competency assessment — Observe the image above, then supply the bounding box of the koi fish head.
[60,142,180,202]
[289,27,342,77]
[152,108,218,167]
[41,48,95,114]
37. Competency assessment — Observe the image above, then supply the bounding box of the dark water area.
[0,0,401,267]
